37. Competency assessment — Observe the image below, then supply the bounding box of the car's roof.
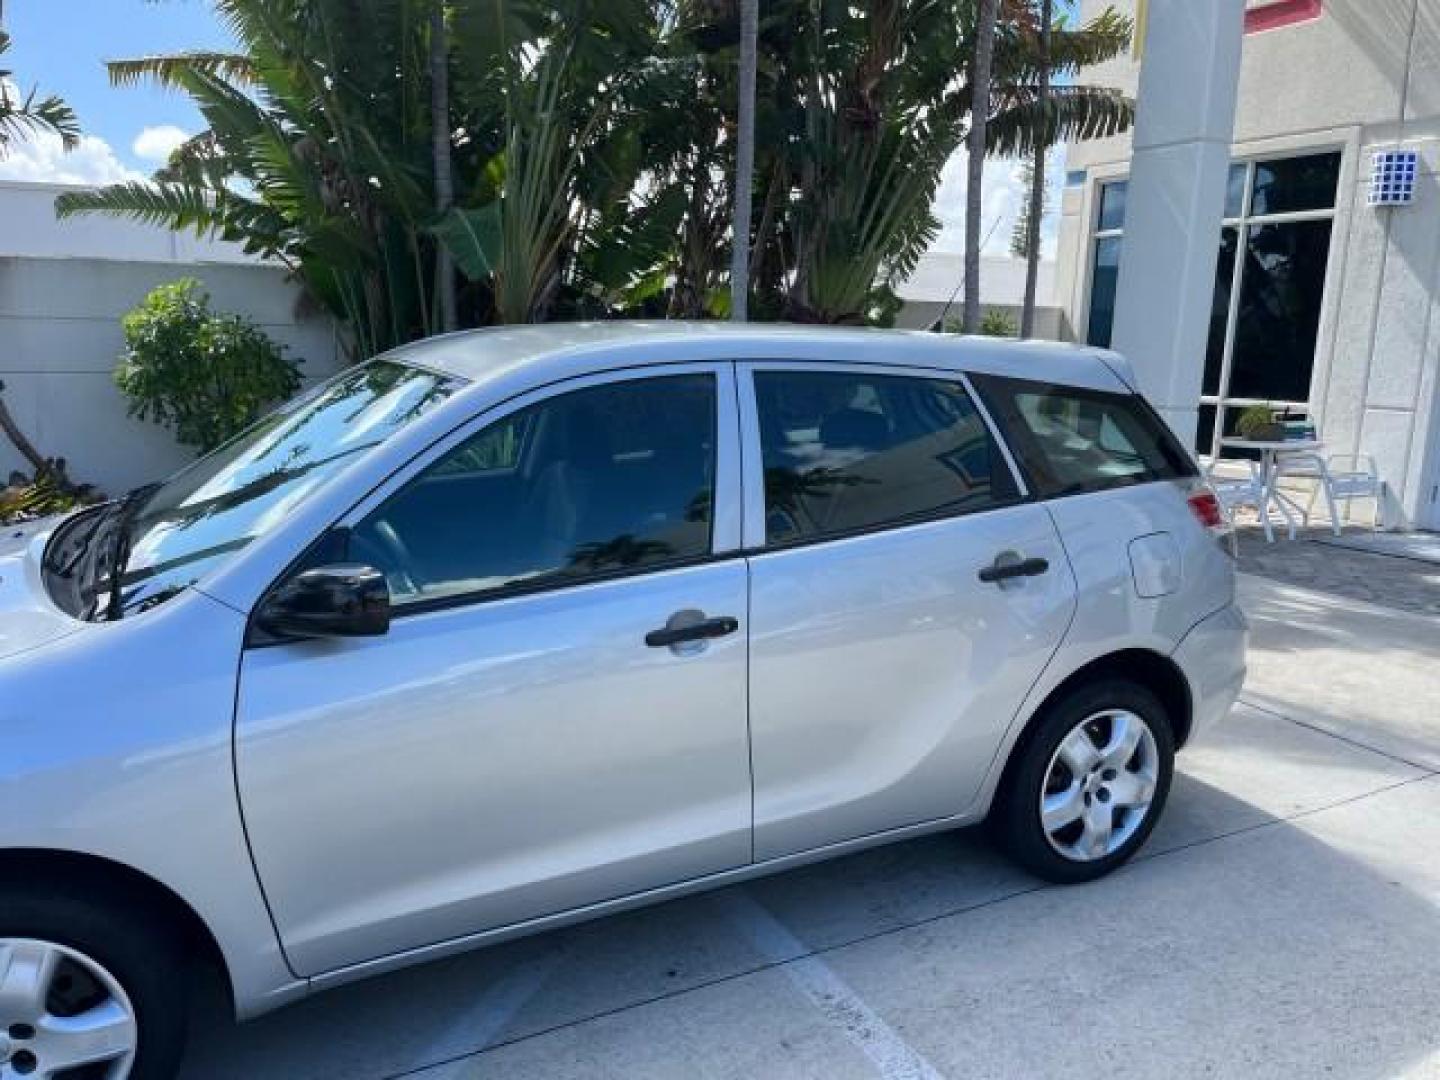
[378,321,1134,395]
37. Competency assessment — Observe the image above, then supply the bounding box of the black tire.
[0,882,189,1080]
[993,679,1176,884]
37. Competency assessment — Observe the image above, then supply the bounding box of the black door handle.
[978,556,1050,584]
[645,615,739,648]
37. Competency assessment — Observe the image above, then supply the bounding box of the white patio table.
[1217,437,1341,542]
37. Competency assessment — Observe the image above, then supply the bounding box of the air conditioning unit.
[1368,149,1418,207]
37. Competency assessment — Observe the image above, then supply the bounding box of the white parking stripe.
[421,948,566,1062]
[715,890,947,1080]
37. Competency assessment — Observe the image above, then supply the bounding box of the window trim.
[735,360,1031,553]
[366,548,734,620]
[248,361,742,637]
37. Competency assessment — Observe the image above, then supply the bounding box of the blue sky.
[2,0,235,179]
[2,0,1079,255]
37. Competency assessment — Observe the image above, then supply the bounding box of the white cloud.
[132,124,190,163]
[931,145,1067,259]
[0,130,146,185]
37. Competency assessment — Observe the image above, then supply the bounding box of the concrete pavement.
[179,569,1440,1079]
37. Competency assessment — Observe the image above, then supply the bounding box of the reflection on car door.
[235,365,752,976]
[739,364,1077,861]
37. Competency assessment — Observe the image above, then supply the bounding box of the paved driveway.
[180,570,1440,1080]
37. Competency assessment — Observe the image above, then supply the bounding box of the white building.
[1056,0,1440,530]
[0,181,342,494]
[894,253,1063,336]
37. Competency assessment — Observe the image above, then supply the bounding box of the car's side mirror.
[256,564,391,640]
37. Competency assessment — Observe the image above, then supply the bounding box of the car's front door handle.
[978,556,1050,584]
[645,614,740,648]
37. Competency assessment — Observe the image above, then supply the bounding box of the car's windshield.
[47,360,462,621]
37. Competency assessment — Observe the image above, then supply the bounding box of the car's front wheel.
[1,884,188,1080]
[994,679,1175,884]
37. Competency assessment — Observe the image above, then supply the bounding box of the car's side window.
[351,374,717,608]
[754,370,1018,546]
[427,410,533,478]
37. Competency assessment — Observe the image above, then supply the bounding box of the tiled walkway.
[1236,526,1440,617]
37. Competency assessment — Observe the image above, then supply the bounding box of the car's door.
[235,364,752,976]
[739,362,1077,861]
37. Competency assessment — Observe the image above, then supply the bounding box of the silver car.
[0,324,1245,1079]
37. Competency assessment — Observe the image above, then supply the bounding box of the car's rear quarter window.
[971,374,1196,498]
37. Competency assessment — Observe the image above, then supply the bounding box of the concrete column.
[1110,0,1247,448]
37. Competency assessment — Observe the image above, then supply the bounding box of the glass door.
[1084,151,1343,457]
[1197,152,1342,457]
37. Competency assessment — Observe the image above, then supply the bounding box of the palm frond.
[432,203,504,280]
[55,183,220,234]
[1045,10,1133,74]
[0,31,81,154]
[0,88,81,152]
[987,84,1134,157]
[107,52,259,91]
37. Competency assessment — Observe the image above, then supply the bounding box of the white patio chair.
[1304,453,1387,530]
[1203,458,1269,534]
[1270,449,1341,536]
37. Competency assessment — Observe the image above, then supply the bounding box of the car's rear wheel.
[1,886,187,1080]
[994,679,1175,884]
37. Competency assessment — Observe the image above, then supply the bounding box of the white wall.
[895,253,1067,336]
[0,181,343,494]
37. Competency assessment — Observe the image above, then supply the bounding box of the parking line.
[715,889,947,1080]
[417,947,566,1065]
[394,772,1435,1078]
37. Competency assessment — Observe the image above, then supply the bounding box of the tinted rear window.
[971,374,1196,498]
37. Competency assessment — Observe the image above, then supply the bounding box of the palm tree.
[57,0,448,359]
[430,1,458,332]
[1019,0,1052,339]
[744,0,1131,326]
[52,0,1132,342]
[730,0,758,321]
[433,0,665,323]
[963,0,999,334]
[0,30,80,158]
[1009,156,1039,256]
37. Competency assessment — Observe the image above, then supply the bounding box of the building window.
[1200,151,1340,456]
[1086,181,1127,348]
[1084,151,1341,457]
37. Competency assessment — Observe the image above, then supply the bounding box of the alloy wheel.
[1039,708,1160,862]
[0,939,136,1079]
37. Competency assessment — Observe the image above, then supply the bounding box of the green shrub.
[117,279,302,452]
[0,465,99,526]
[941,308,1019,338]
[979,308,1019,338]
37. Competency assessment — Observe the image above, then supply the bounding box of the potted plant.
[1236,404,1284,442]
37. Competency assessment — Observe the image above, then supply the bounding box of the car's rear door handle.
[645,614,739,648]
[978,556,1050,584]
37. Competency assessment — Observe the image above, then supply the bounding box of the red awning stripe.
[1245,0,1324,34]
